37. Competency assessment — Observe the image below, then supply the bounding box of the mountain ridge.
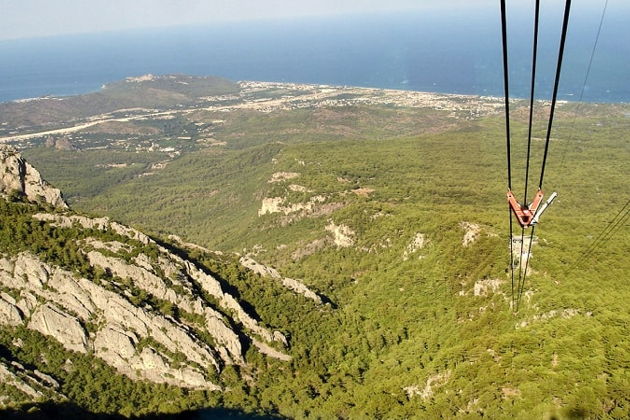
[0,148,327,414]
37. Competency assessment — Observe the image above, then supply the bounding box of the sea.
[0,2,628,104]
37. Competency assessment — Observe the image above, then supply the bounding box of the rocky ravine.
[0,149,302,404]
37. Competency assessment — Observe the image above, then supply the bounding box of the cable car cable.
[538,0,572,190]
[582,202,630,259]
[517,0,571,311]
[582,199,629,257]
[516,227,536,311]
[524,0,540,204]
[558,0,608,171]
[501,0,573,311]
[582,210,629,260]
[500,0,512,191]
[509,210,516,309]
[517,0,541,307]
[499,0,517,309]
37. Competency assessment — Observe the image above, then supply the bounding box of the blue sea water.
[0,2,628,103]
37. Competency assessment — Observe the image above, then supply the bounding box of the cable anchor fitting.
[507,189,557,228]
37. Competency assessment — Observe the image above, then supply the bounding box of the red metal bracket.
[507,189,544,228]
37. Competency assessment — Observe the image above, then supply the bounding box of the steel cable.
[517,0,541,310]
[500,0,512,191]
[500,0,517,310]
[539,0,572,190]
[558,0,609,172]
[516,226,536,311]
[582,201,630,260]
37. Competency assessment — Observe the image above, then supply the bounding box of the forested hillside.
[3,79,629,419]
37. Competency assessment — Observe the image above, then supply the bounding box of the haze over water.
[0,3,627,103]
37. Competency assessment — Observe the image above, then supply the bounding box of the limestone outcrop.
[268,172,300,183]
[0,293,23,326]
[402,233,427,261]
[0,252,222,389]
[28,304,88,353]
[240,256,322,304]
[0,147,67,208]
[31,213,290,357]
[258,195,327,217]
[0,359,66,407]
[0,154,301,397]
[84,249,244,363]
[325,221,355,247]
[403,370,451,401]
[460,222,481,247]
[473,278,504,297]
[0,362,44,400]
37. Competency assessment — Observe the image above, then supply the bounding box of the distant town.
[0,80,508,148]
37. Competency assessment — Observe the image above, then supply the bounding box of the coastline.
[0,79,507,144]
[2,77,628,146]
[4,80,619,107]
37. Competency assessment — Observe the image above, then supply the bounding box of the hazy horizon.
[1,3,628,103]
[0,0,497,42]
[2,0,626,42]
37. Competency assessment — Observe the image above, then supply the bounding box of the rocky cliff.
[0,151,303,409]
[0,146,67,209]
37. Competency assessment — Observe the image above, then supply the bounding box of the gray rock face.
[93,326,213,389]
[32,213,150,244]
[0,153,298,391]
[85,249,244,364]
[0,293,23,326]
[182,260,288,349]
[33,213,290,357]
[251,338,292,362]
[14,253,50,288]
[0,252,221,389]
[32,370,60,388]
[0,147,67,208]
[86,251,182,310]
[0,359,65,407]
[1,207,296,385]
[240,256,322,304]
[28,303,88,353]
[0,362,43,400]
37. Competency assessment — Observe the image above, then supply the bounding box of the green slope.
[19,101,630,418]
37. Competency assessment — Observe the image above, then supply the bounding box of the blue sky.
[0,0,495,41]
[1,0,624,42]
